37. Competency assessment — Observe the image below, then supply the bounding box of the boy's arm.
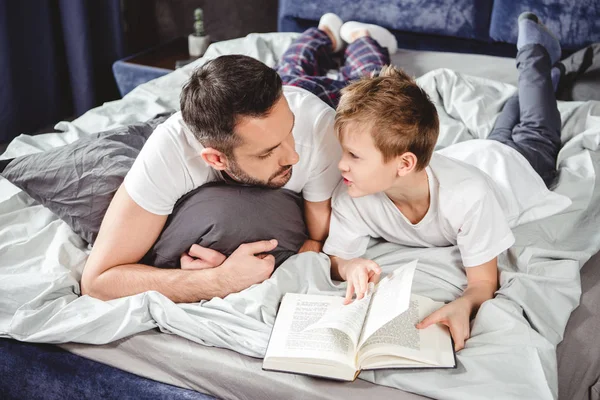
[299,199,331,253]
[329,255,347,281]
[460,257,499,314]
[416,257,498,351]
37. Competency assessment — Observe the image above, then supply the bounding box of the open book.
[263,260,456,381]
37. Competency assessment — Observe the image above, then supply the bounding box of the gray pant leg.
[488,44,562,187]
[488,95,520,144]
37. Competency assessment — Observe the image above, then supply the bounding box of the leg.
[511,44,562,187]
[489,12,563,187]
[283,33,391,109]
[488,95,520,144]
[339,36,390,81]
[488,93,560,181]
[517,12,564,91]
[274,27,338,78]
[340,21,398,54]
[280,74,348,109]
[489,44,562,187]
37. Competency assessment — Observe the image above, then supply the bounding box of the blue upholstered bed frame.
[277,0,600,57]
[0,338,215,400]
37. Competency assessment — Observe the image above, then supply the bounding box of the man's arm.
[81,185,277,303]
[298,198,332,253]
[81,185,225,302]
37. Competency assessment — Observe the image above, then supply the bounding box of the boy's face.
[337,124,400,198]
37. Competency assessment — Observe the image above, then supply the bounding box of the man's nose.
[281,140,299,166]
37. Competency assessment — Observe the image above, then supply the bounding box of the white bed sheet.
[2,33,600,400]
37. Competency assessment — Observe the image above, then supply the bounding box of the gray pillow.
[142,182,308,269]
[0,114,170,244]
[1,115,307,268]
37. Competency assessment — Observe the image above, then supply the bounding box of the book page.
[413,294,455,367]
[361,297,421,350]
[357,294,455,368]
[358,260,417,347]
[265,293,356,366]
[302,286,372,347]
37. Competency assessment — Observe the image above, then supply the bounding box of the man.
[80,54,338,303]
[81,14,394,304]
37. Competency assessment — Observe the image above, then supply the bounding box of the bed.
[1,16,600,400]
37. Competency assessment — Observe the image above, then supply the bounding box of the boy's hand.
[342,258,381,304]
[416,297,472,351]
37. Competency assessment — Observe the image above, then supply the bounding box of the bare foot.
[349,28,370,43]
[320,25,338,51]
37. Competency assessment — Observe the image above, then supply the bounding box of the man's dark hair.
[180,54,283,155]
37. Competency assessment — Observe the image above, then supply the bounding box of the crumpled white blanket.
[2,32,600,400]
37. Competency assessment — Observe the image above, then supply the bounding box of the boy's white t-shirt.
[124,85,342,215]
[323,151,517,268]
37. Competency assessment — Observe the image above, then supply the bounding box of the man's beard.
[226,158,293,189]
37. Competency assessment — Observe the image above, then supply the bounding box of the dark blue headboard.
[278,0,600,57]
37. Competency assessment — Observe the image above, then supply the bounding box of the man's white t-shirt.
[323,149,518,268]
[124,85,342,215]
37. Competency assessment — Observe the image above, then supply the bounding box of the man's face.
[226,95,299,188]
[338,122,399,198]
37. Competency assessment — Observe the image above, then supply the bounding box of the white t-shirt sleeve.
[323,185,370,259]
[123,126,189,215]
[302,109,342,203]
[456,190,515,267]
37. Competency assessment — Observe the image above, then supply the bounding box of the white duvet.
[2,33,600,400]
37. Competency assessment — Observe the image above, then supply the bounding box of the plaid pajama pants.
[274,27,390,109]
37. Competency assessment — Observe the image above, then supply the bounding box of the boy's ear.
[396,152,418,177]
[201,148,229,171]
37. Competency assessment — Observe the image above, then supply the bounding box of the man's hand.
[340,257,381,304]
[298,239,323,254]
[416,297,472,351]
[181,244,226,270]
[216,239,278,295]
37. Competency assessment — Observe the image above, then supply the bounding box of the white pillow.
[438,139,571,227]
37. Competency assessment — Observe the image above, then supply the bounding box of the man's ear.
[396,152,418,177]
[201,148,229,171]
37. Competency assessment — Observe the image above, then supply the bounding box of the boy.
[323,12,564,351]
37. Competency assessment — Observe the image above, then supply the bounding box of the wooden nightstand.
[112,37,200,97]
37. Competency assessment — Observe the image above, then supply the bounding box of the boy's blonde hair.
[335,65,439,170]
